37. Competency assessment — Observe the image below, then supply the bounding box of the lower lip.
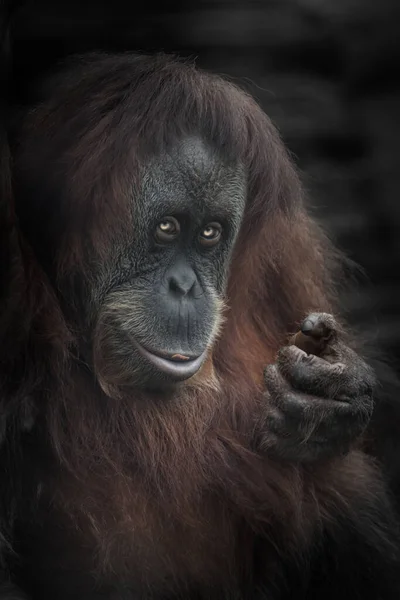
[134,342,207,380]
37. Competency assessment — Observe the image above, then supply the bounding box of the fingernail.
[301,319,314,335]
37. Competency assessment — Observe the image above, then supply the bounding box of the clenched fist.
[258,313,376,463]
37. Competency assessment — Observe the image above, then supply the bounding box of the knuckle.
[283,354,321,385]
[277,345,308,369]
[258,431,280,453]
[287,362,306,384]
[331,362,346,376]
[263,386,278,406]
[263,364,277,382]
[263,364,273,377]
[264,410,285,433]
[280,390,308,414]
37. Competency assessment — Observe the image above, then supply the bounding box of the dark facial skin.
[77,137,246,393]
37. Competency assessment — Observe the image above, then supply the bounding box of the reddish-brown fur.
[6,52,383,595]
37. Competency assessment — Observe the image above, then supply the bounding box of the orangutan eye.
[199,223,222,247]
[154,217,180,243]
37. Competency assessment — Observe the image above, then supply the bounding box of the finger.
[263,369,370,442]
[290,311,376,386]
[263,364,290,399]
[260,433,352,464]
[258,412,354,463]
[264,365,323,437]
[264,357,369,437]
[291,312,340,357]
[277,345,375,399]
[294,312,370,371]
[264,364,299,410]
[259,393,372,463]
[291,312,354,362]
[301,312,338,335]
[275,390,372,435]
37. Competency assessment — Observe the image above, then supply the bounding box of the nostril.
[169,277,181,294]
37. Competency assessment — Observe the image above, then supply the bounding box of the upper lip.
[133,341,207,380]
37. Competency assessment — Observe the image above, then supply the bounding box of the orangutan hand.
[259,313,376,463]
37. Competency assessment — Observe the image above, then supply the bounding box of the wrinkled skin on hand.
[259,313,376,463]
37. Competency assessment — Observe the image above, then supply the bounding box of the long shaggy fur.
[2,52,397,598]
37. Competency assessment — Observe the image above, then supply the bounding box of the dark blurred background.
[6,0,400,365]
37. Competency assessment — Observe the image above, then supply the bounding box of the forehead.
[138,136,247,220]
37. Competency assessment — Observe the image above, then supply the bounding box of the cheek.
[206,256,231,295]
[92,311,146,397]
